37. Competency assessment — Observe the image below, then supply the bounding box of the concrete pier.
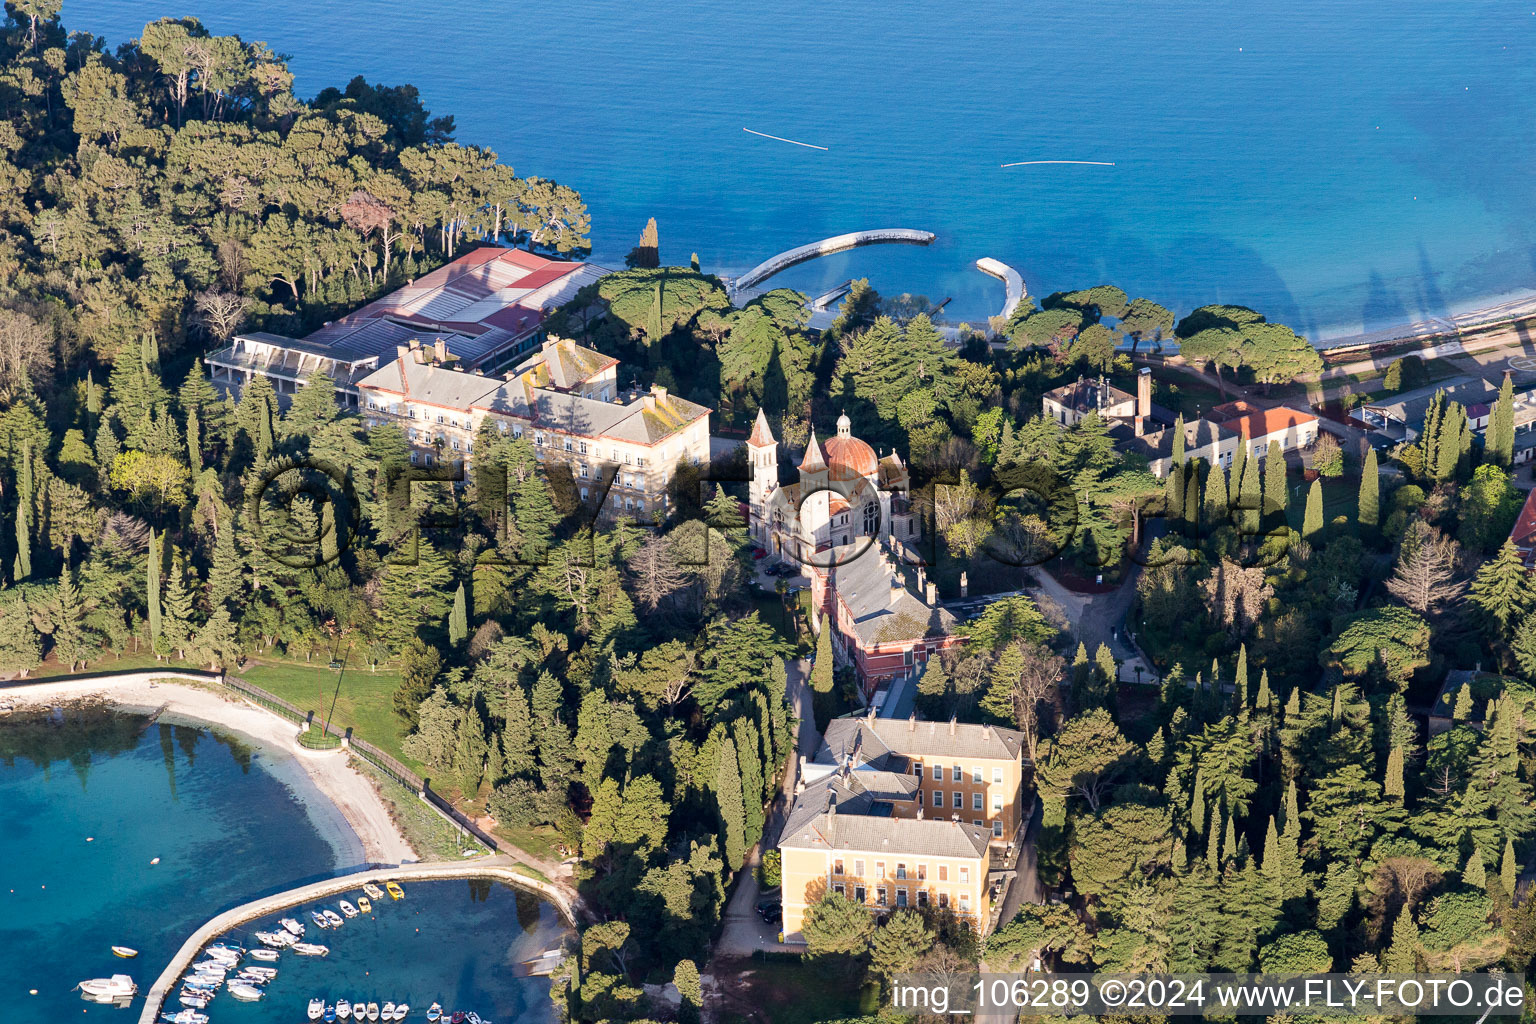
[732,229,935,293]
[976,257,1026,321]
[137,858,578,1024]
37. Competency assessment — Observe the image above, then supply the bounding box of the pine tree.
[14,442,33,580]
[1172,413,1186,466]
[1385,745,1405,799]
[159,550,197,659]
[1469,541,1536,645]
[85,370,100,436]
[1263,440,1287,525]
[674,959,702,1024]
[1383,908,1421,972]
[1302,479,1324,544]
[449,582,468,646]
[1094,643,1117,687]
[1464,847,1488,891]
[148,529,162,649]
[1491,372,1516,467]
[51,568,92,671]
[1190,767,1207,844]
[1221,808,1238,864]
[1453,683,1474,720]
[207,517,244,612]
[1358,446,1379,531]
[715,736,747,869]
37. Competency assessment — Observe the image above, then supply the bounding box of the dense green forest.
[3,6,1536,1024]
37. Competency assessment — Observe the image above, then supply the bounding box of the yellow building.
[778,712,1027,941]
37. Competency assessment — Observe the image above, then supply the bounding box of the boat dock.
[136,858,579,1024]
[810,279,853,310]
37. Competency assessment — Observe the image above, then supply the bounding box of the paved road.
[1028,565,1155,684]
[713,658,819,958]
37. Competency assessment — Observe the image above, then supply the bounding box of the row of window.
[534,432,647,467]
[830,883,970,913]
[577,487,646,512]
[918,764,1006,784]
[834,859,969,883]
[922,791,1005,813]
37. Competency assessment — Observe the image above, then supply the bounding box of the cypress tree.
[1502,837,1518,897]
[1453,683,1474,720]
[1183,463,1201,532]
[1421,391,1444,474]
[734,719,765,848]
[1261,816,1281,880]
[1237,441,1261,535]
[148,529,163,649]
[1491,372,1516,467]
[1234,644,1249,708]
[186,405,202,471]
[1358,446,1379,531]
[1230,439,1247,512]
[1282,778,1299,837]
[1190,768,1207,843]
[1385,745,1405,800]
[1302,479,1324,544]
[1263,439,1287,525]
[207,517,243,612]
[1221,807,1238,864]
[449,582,468,645]
[1384,909,1421,972]
[1202,461,1229,532]
[1172,413,1186,466]
[85,370,100,436]
[1205,802,1222,873]
[1095,643,1118,687]
[1435,402,1463,481]
[1165,462,1184,522]
[715,736,747,869]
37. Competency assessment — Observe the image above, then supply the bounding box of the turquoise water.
[207,881,564,1024]
[0,706,356,1022]
[63,1,1536,336]
[0,707,562,1024]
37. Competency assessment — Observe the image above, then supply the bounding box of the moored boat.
[249,947,280,961]
[161,1011,209,1024]
[281,917,306,936]
[78,974,138,1002]
[111,945,138,958]
[385,881,404,900]
[337,999,353,1019]
[227,982,264,1001]
[241,965,278,980]
[309,997,326,1020]
[325,1005,337,1023]
[312,910,330,929]
[323,909,345,928]
[394,1003,411,1020]
[427,1002,442,1021]
[450,1012,465,1024]
[367,1000,381,1021]
[338,899,359,917]
[177,992,211,1009]
[383,1001,396,1019]
[206,942,244,959]
[357,895,372,913]
[363,883,384,900]
[293,942,330,956]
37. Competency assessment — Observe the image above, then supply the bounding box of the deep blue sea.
[63,1,1536,336]
[0,707,562,1024]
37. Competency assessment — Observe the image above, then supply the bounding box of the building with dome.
[747,409,920,562]
[748,410,964,696]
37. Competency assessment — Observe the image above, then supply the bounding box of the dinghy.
[427,1003,442,1022]
[227,982,264,1001]
[367,1000,381,1021]
[363,883,384,900]
[281,917,306,936]
[249,948,280,962]
[394,1003,411,1020]
[338,899,359,918]
[385,882,405,900]
[323,909,345,928]
[293,942,330,956]
[357,896,372,913]
[312,910,330,929]
[111,945,138,958]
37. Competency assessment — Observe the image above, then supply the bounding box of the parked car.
[751,547,768,560]
[755,890,781,914]
[758,903,782,925]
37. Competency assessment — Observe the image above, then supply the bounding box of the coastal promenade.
[136,858,580,1024]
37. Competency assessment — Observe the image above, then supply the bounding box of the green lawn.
[491,821,566,864]
[725,954,876,1024]
[236,659,419,772]
[351,756,484,862]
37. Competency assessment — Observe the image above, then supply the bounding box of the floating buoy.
[29,989,37,995]
[150,858,160,865]
[86,837,94,842]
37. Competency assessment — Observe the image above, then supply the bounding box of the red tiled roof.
[1510,487,1536,557]
[1218,403,1317,440]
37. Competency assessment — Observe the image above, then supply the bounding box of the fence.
[214,673,500,854]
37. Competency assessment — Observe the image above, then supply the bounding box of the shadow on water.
[1165,233,1307,336]
[1362,270,1410,334]
[1414,243,1451,323]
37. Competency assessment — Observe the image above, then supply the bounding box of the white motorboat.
[323,909,345,928]
[309,997,327,1020]
[227,982,264,1001]
[394,1004,410,1020]
[427,1003,442,1022]
[281,917,306,936]
[189,961,228,976]
[382,1002,396,1019]
[466,1012,482,1024]
[162,1011,209,1024]
[255,931,288,947]
[363,883,384,900]
[367,1001,381,1021]
[242,965,278,980]
[338,899,359,918]
[293,942,330,956]
[78,974,138,1002]
[206,943,243,959]
[337,1000,354,1020]
[312,911,331,929]
[249,947,281,961]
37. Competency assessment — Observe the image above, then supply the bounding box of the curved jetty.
[733,229,935,292]
[976,257,1026,321]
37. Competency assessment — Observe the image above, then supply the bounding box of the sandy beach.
[3,674,418,867]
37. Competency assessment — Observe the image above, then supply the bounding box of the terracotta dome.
[822,434,878,480]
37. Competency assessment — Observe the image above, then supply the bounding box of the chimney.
[960,571,968,599]
[917,807,924,820]
[925,582,936,604]
[866,703,876,724]
[642,393,657,412]
[651,384,668,402]
[949,716,957,736]
[1138,367,1152,419]
[908,713,916,732]
[433,338,447,365]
